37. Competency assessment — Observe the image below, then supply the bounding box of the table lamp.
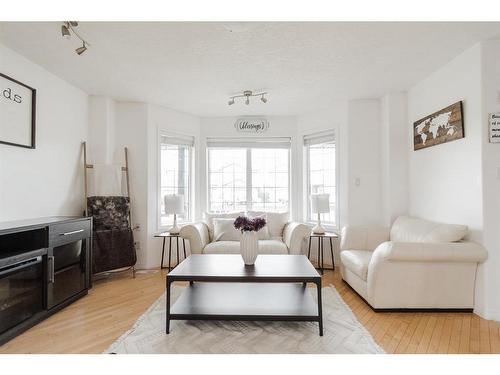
[164,194,184,234]
[310,193,330,234]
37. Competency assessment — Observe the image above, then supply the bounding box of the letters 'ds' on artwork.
[413,101,464,151]
[0,73,36,149]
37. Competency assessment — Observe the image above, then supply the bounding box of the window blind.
[303,130,335,146]
[206,137,291,149]
[160,134,195,147]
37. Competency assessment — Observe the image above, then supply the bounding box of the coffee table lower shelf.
[166,283,323,335]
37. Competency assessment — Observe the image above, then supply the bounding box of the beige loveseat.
[180,211,311,255]
[340,216,488,310]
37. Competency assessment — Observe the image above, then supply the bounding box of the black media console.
[0,216,92,345]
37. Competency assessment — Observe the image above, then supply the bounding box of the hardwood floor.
[0,267,499,354]
[326,270,500,354]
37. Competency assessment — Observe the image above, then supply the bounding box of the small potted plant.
[233,215,266,265]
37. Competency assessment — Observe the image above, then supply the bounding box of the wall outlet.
[134,223,141,231]
[134,241,140,251]
[355,177,361,187]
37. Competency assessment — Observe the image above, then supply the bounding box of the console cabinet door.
[47,220,90,310]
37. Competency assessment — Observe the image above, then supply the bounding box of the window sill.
[305,221,339,234]
[158,222,196,232]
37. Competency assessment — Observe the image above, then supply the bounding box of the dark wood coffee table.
[165,254,323,336]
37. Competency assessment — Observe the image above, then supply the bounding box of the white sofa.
[340,216,488,310]
[180,211,311,255]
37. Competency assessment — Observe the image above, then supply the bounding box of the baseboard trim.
[474,307,500,321]
[341,280,474,313]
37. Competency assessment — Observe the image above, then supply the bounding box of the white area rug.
[105,285,384,354]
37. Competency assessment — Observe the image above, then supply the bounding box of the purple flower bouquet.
[233,215,267,232]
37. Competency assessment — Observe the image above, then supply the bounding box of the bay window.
[159,133,194,227]
[207,138,290,213]
[304,130,336,226]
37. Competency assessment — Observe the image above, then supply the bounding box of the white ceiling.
[1,22,500,117]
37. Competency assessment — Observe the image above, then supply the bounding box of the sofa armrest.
[372,241,488,263]
[179,222,210,254]
[340,225,390,251]
[283,222,311,255]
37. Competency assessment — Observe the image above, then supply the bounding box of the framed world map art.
[413,101,464,151]
[0,72,36,149]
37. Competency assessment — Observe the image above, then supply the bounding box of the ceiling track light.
[228,90,268,106]
[60,21,90,55]
[61,24,71,39]
[75,42,87,55]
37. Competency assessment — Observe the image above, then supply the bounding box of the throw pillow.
[213,218,242,242]
[247,211,289,238]
[390,216,468,243]
[247,213,271,240]
[204,211,244,241]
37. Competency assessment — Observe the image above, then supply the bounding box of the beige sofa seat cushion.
[340,250,372,281]
[390,216,468,243]
[257,240,289,254]
[202,240,288,255]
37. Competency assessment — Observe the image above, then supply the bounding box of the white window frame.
[158,131,195,231]
[206,137,291,213]
[304,130,338,230]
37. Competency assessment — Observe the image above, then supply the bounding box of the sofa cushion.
[202,240,289,255]
[247,213,271,240]
[340,226,390,251]
[203,212,244,241]
[213,218,241,241]
[340,250,372,281]
[247,211,289,238]
[390,216,468,243]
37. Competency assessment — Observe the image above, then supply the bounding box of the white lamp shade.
[164,194,185,215]
[310,193,330,214]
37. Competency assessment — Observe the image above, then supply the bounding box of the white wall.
[298,99,400,266]
[480,39,500,320]
[88,98,200,269]
[347,99,383,226]
[113,102,149,267]
[297,102,347,267]
[407,44,484,243]
[297,101,348,229]
[88,96,115,164]
[381,93,409,226]
[407,43,490,317]
[147,104,201,269]
[0,43,88,221]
